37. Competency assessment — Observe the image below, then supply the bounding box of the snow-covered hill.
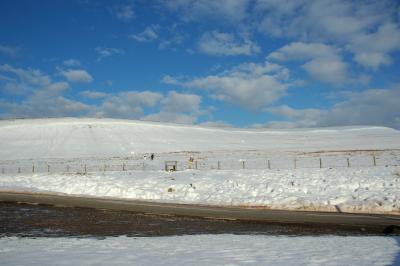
[1,118,399,160]
[1,118,400,214]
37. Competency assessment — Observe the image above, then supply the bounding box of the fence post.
[267,160,271,170]
[319,158,322,169]
[294,158,297,169]
[373,155,376,166]
[123,163,126,171]
[195,161,198,170]
[217,161,221,170]
[347,158,350,168]
[32,163,35,173]
[242,161,245,169]
[18,167,21,173]
[84,164,87,174]
[47,165,50,173]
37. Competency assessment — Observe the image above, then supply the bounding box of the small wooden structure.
[165,161,178,172]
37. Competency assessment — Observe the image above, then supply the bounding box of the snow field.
[0,235,399,266]
[1,166,399,214]
[1,118,400,214]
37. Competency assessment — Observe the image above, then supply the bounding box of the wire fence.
[0,154,399,175]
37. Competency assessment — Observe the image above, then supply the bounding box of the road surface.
[0,191,399,233]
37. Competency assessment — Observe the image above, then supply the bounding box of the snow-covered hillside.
[1,118,400,215]
[1,118,399,160]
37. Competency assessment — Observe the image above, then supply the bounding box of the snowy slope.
[1,118,400,214]
[0,118,400,160]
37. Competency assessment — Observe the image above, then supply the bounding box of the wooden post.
[319,158,322,169]
[32,163,35,173]
[242,161,245,169]
[267,160,271,170]
[373,155,376,166]
[294,158,297,169]
[18,167,21,173]
[217,161,221,170]
[347,158,350,168]
[47,165,50,173]
[84,164,87,174]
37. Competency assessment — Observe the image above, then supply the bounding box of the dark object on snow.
[165,161,178,172]
[150,153,154,160]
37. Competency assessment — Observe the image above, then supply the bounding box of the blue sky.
[0,0,400,128]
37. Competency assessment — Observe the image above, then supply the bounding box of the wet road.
[1,202,397,237]
[1,191,400,237]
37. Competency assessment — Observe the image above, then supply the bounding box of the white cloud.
[129,25,159,42]
[198,31,260,56]
[266,105,324,128]
[0,95,90,118]
[350,23,400,69]
[0,65,212,124]
[46,82,70,94]
[161,75,179,85]
[92,91,163,119]
[255,0,400,70]
[160,90,201,113]
[0,65,90,118]
[95,47,124,62]
[80,90,109,99]
[143,91,205,124]
[164,61,290,110]
[161,0,251,23]
[256,0,392,40]
[268,42,349,85]
[1,82,28,95]
[0,64,51,86]
[63,59,81,67]
[0,44,20,57]
[265,87,400,129]
[60,69,93,83]
[158,29,186,50]
[114,5,134,22]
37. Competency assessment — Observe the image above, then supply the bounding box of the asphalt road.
[0,191,399,233]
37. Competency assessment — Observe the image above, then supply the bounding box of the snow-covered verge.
[0,235,399,266]
[2,166,400,215]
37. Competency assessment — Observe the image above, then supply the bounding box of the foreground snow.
[2,166,400,214]
[1,235,399,266]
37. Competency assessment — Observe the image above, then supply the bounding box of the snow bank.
[2,166,399,214]
[1,235,399,266]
